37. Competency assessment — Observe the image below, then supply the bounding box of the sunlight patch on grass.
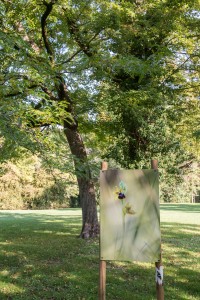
[0,209,82,216]
[33,230,53,234]
[180,228,200,234]
[161,211,200,224]
[0,281,25,294]
[160,204,200,225]
[0,270,10,276]
[0,241,12,246]
[167,286,199,300]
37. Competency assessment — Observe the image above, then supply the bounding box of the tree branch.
[55,75,78,130]
[61,31,101,65]
[14,22,41,54]
[161,54,199,85]
[66,16,94,57]
[40,85,58,101]
[41,0,56,62]
[61,48,83,64]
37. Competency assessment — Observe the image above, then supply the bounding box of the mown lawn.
[0,204,199,299]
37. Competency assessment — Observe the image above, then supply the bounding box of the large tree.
[1,0,105,238]
[1,0,199,235]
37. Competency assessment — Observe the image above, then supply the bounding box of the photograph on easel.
[100,169,161,262]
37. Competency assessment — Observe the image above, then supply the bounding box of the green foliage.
[157,162,196,203]
[0,155,78,209]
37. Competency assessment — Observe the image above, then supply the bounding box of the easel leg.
[155,261,164,300]
[99,260,106,300]
[151,159,164,300]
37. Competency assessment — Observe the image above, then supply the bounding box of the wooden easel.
[99,160,164,300]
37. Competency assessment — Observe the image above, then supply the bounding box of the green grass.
[0,204,199,299]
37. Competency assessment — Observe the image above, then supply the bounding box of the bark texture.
[64,124,99,238]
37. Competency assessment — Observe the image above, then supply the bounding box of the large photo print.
[100,169,161,262]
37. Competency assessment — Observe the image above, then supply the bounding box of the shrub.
[0,156,78,209]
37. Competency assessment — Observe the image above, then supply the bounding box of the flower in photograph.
[114,181,127,201]
[114,180,136,258]
[114,181,135,215]
[123,202,136,216]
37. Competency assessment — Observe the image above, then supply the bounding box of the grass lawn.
[0,204,199,299]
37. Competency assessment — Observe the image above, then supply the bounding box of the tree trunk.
[64,124,99,238]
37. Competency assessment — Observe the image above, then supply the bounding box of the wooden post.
[99,161,108,300]
[151,159,164,300]
[99,260,106,300]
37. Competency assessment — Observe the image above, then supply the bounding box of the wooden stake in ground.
[151,159,164,300]
[99,161,108,300]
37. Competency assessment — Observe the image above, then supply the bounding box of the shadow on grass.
[0,211,199,299]
[160,203,200,213]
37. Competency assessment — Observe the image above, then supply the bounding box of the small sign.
[100,169,161,262]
